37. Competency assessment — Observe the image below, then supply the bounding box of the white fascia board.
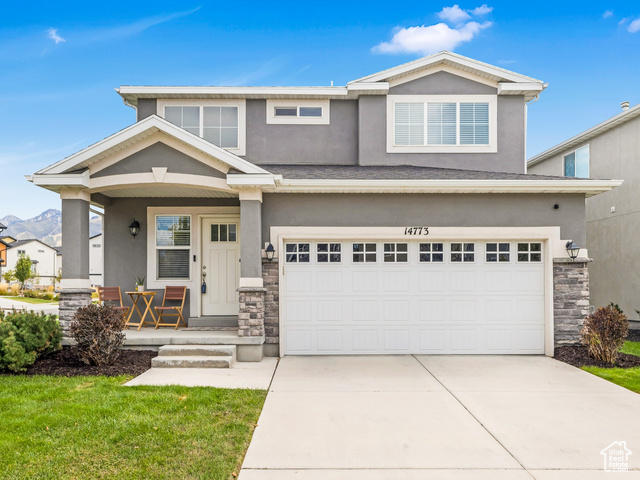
[31,170,90,187]
[346,82,389,95]
[528,103,640,167]
[117,85,349,101]
[497,82,545,94]
[349,51,543,85]
[35,115,269,176]
[273,178,622,197]
[227,174,276,188]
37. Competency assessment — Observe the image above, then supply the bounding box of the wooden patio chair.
[154,286,187,329]
[97,286,130,319]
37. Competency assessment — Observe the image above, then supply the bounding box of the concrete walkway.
[124,357,278,389]
[239,355,640,479]
[0,296,58,315]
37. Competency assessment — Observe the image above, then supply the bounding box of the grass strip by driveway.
[582,341,640,394]
[2,296,58,305]
[0,375,266,480]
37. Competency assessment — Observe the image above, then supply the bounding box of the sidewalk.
[0,296,59,315]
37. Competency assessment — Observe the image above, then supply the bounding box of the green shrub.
[609,302,624,314]
[581,305,629,364]
[0,310,62,372]
[23,290,41,299]
[70,304,126,366]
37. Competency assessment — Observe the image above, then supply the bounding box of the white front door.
[201,218,241,316]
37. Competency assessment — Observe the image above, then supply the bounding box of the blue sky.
[2,1,640,218]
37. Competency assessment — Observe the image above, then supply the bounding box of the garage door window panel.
[317,243,342,263]
[384,243,408,263]
[285,243,310,263]
[451,243,474,262]
[353,243,377,263]
[486,243,510,263]
[419,243,444,262]
[517,243,542,262]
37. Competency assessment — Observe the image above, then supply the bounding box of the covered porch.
[28,116,277,360]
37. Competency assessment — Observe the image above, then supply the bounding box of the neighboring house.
[89,233,104,286]
[0,239,8,278]
[28,51,620,359]
[528,102,639,317]
[5,239,58,284]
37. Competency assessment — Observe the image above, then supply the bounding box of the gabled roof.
[6,239,57,251]
[348,51,546,100]
[32,115,269,176]
[528,102,640,167]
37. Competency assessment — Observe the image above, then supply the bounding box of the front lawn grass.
[4,296,57,305]
[582,341,640,394]
[582,366,640,393]
[621,341,640,357]
[0,375,266,480]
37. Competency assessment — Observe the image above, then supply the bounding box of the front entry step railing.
[151,345,236,369]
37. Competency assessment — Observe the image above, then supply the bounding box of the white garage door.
[281,239,545,355]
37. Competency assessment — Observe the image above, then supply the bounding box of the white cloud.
[629,18,640,33]
[471,4,493,16]
[47,28,65,44]
[438,5,470,24]
[373,21,492,56]
[619,17,630,25]
[603,10,613,18]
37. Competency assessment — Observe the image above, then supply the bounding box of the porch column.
[58,189,93,340]
[237,190,265,360]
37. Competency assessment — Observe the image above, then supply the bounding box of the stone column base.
[238,287,266,337]
[553,259,591,346]
[58,288,93,341]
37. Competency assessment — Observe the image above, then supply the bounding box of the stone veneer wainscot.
[553,259,591,345]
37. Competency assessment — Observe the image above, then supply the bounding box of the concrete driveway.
[239,355,640,479]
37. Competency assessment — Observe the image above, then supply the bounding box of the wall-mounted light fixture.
[565,240,580,261]
[265,243,275,261]
[129,220,141,239]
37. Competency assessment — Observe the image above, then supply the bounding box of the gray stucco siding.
[137,99,157,121]
[92,142,226,179]
[388,71,497,95]
[244,99,358,165]
[61,199,90,280]
[358,95,526,173]
[104,197,240,319]
[261,193,586,245]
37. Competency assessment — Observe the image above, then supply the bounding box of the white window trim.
[157,99,246,156]
[386,94,497,153]
[266,99,330,125]
[563,144,590,178]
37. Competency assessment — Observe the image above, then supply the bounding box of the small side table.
[125,291,157,330]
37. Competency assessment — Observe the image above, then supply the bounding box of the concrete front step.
[188,316,238,328]
[158,344,236,361]
[152,355,234,368]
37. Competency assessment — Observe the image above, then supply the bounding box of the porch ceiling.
[101,185,238,198]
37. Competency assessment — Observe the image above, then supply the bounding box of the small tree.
[2,269,15,283]
[15,255,33,291]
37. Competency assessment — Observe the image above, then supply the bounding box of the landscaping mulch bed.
[555,345,640,369]
[14,347,158,377]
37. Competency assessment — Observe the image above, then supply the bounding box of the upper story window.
[387,95,497,154]
[158,99,246,155]
[266,99,330,125]
[564,145,589,178]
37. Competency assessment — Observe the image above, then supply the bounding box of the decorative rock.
[553,261,590,346]
[263,260,279,345]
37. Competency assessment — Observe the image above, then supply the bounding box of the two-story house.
[29,51,620,360]
[4,239,58,285]
[528,102,640,318]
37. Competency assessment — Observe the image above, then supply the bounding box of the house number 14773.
[404,227,429,235]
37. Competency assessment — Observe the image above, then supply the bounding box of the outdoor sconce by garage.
[265,243,276,261]
[566,240,580,261]
[129,220,141,239]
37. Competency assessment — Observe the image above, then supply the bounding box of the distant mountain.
[0,209,102,247]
